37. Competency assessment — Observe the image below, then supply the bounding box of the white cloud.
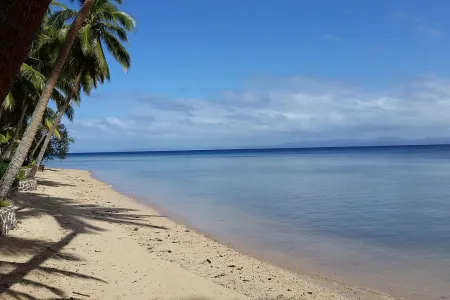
[417,24,442,37]
[105,117,129,129]
[68,75,450,151]
[394,12,442,38]
[322,34,343,42]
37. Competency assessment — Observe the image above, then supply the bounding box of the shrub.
[0,199,12,207]
[21,160,35,168]
[16,169,26,181]
[0,162,8,179]
[1,164,27,182]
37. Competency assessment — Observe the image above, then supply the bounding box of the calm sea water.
[49,145,450,300]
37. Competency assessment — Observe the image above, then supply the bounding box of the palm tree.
[29,107,69,159]
[31,94,79,176]
[29,70,85,175]
[1,55,70,161]
[1,62,48,161]
[51,0,136,74]
[29,0,136,175]
[0,0,52,102]
[1,102,29,161]
[0,0,95,199]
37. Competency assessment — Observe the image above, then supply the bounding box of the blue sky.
[63,0,450,152]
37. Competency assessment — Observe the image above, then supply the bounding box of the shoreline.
[83,169,403,300]
[121,189,386,297]
[1,168,397,299]
[88,170,396,299]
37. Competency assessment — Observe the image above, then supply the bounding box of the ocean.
[49,145,450,300]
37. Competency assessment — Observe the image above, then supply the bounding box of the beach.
[0,168,395,300]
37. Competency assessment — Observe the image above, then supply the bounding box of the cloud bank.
[69,76,450,152]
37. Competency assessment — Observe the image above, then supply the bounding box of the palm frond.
[44,117,55,130]
[42,109,57,132]
[4,92,15,111]
[91,38,110,79]
[0,135,7,144]
[101,31,131,71]
[112,11,136,31]
[25,57,45,71]
[20,63,46,91]
[65,104,75,122]
[49,9,78,29]
[51,88,68,110]
[102,23,128,43]
[57,27,70,44]
[51,0,68,10]
[53,126,62,140]
[72,90,82,106]
[80,72,95,95]
[78,24,93,55]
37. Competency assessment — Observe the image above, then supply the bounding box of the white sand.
[0,169,397,299]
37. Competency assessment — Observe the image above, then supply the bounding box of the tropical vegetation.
[0,0,135,199]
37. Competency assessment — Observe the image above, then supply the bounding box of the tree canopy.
[0,0,135,198]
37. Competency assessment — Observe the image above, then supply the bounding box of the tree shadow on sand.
[0,191,168,299]
[14,191,168,233]
[36,179,76,188]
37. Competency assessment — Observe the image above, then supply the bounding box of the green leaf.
[20,63,46,91]
[101,31,131,71]
[112,11,136,31]
[51,0,68,10]
[53,126,62,140]
[49,9,78,29]
[4,91,15,111]
[78,24,93,56]
[91,38,110,78]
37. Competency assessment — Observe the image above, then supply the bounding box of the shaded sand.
[0,169,397,300]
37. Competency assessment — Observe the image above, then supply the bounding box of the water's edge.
[81,167,395,300]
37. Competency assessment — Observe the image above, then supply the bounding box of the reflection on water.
[50,146,450,300]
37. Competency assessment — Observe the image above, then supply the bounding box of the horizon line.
[68,143,450,155]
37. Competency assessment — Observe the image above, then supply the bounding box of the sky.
[61,0,450,152]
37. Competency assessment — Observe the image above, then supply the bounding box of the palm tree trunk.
[30,66,84,178]
[0,0,94,199]
[2,103,28,161]
[31,99,73,178]
[0,0,52,102]
[30,133,46,160]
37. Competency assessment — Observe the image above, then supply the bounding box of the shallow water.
[50,145,450,300]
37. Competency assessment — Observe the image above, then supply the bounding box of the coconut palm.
[29,0,136,175]
[50,0,136,74]
[1,63,48,160]
[31,69,94,174]
[1,103,30,161]
[30,117,63,160]
[28,107,67,161]
[0,0,95,199]
[0,63,44,160]
[0,54,72,161]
